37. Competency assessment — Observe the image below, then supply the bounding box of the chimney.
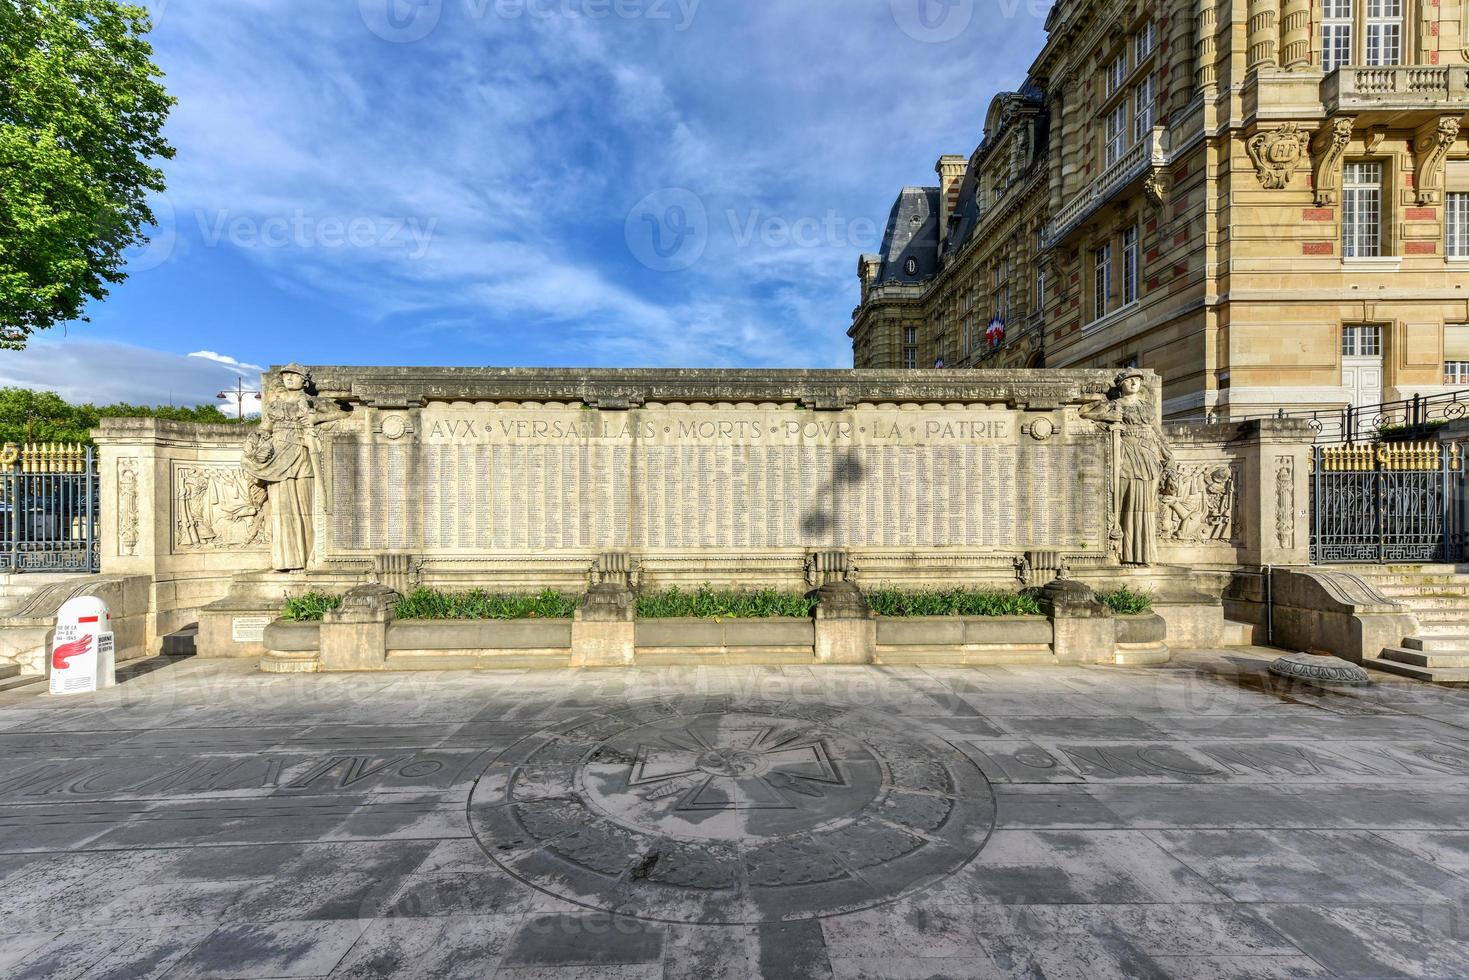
[858,254,881,303]
[935,155,967,247]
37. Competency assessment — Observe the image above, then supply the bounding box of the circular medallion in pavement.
[468,698,996,923]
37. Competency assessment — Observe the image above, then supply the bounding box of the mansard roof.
[875,186,940,284]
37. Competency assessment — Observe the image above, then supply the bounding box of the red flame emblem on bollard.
[52,635,93,671]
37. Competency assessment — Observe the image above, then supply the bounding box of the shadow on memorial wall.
[800,451,866,541]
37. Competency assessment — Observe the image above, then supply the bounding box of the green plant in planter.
[1095,585,1154,614]
[636,586,818,619]
[280,592,343,622]
[394,588,579,620]
[866,588,1042,617]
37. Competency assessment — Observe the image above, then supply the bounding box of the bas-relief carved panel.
[324,404,1111,559]
[172,463,270,554]
[1158,461,1241,545]
[117,459,140,557]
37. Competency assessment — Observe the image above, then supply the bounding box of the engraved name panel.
[329,405,1106,555]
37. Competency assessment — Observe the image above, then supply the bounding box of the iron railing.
[1184,389,1469,444]
[1310,441,1463,563]
[0,443,99,573]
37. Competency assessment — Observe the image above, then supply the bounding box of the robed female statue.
[242,364,334,572]
[1080,369,1174,565]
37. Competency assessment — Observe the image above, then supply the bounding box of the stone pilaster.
[571,582,636,667]
[318,583,397,671]
[812,581,875,665]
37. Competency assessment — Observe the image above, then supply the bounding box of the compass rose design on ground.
[628,725,843,811]
[468,698,996,923]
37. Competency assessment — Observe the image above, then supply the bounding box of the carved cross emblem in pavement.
[628,725,844,810]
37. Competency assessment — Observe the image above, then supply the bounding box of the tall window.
[1105,103,1128,166]
[1447,192,1468,258]
[1366,0,1402,65]
[1104,53,1127,97]
[1135,21,1156,62]
[1322,0,1352,71]
[1342,324,1382,357]
[1446,361,1469,385]
[1342,162,1382,258]
[903,327,918,369]
[1093,244,1112,319]
[1122,226,1139,304]
[1133,74,1156,144]
[1036,269,1046,311]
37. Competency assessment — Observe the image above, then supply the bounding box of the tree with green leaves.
[0,0,175,348]
[0,387,244,445]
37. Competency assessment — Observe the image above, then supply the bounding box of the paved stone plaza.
[3,651,1469,979]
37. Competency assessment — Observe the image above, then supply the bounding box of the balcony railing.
[1321,65,1467,112]
[1043,126,1168,248]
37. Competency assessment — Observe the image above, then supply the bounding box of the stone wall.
[93,418,270,653]
[223,367,1154,595]
[1159,418,1313,569]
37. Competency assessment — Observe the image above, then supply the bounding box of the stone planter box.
[1113,613,1170,665]
[875,615,1054,665]
[387,619,573,668]
[634,618,815,665]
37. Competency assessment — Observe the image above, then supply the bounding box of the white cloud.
[0,341,263,410]
[188,350,265,375]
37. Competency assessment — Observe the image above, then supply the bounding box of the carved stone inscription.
[330,405,1107,555]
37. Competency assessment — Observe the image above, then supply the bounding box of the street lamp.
[218,379,261,421]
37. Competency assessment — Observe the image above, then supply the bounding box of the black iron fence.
[0,443,99,573]
[1194,390,1469,444]
[1310,442,1464,564]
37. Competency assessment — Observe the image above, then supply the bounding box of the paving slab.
[2,652,1469,977]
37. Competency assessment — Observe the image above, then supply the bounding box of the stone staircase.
[1333,564,1469,682]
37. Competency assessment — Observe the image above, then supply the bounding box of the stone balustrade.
[1321,65,1467,113]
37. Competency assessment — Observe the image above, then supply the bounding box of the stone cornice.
[277,366,1126,411]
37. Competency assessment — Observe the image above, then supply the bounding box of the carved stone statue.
[242,364,339,572]
[1080,369,1173,565]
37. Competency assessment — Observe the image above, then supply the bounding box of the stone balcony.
[1321,65,1469,114]
[1042,126,1169,248]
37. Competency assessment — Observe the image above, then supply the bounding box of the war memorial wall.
[90,367,1317,668]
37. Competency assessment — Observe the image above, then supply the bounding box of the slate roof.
[874,186,940,285]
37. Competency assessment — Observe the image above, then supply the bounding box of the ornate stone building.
[850,0,1469,419]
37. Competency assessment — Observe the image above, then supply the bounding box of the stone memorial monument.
[87,367,1316,668]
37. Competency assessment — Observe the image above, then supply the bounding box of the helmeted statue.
[242,364,333,572]
[1080,368,1174,565]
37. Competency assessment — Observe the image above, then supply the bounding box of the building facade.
[850,0,1469,420]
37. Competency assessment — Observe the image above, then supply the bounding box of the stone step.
[1410,614,1469,628]
[0,671,43,693]
[1332,564,1465,579]
[1394,596,1469,611]
[1376,583,1469,596]
[1403,634,1469,652]
[1221,620,1257,647]
[162,625,198,658]
[383,653,574,671]
[1366,656,1469,683]
[1380,646,1469,669]
[0,664,16,680]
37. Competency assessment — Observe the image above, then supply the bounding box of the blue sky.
[2,0,1051,407]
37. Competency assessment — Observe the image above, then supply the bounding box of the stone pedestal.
[571,583,636,667]
[1037,577,1114,665]
[318,584,398,671]
[813,581,875,665]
